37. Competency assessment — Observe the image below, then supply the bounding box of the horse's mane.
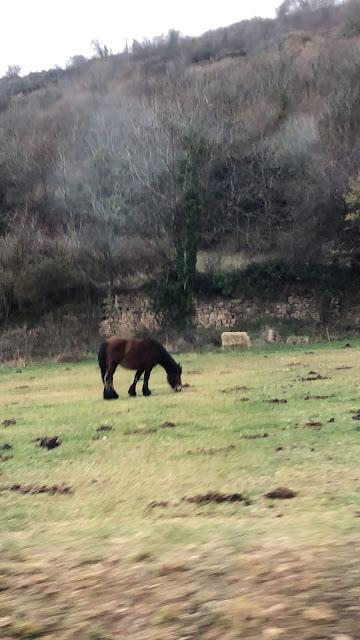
[152,339,179,373]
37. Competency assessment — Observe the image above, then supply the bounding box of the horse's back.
[106,336,160,370]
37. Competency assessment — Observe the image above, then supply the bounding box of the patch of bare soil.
[0,542,358,639]
[304,394,333,400]
[161,421,176,429]
[1,483,72,495]
[352,410,360,421]
[265,487,297,499]
[1,418,16,427]
[187,445,236,456]
[182,490,252,506]
[304,421,322,430]
[124,427,158,435]
[336,366,352,370]
[239,433,269,440]
[96,424,113,433]
[125,422,176,436]
[264,398,287,404]
[93,425,114,440]
[35,436,61,449]
[0,454,13,462]
[302,371,329,381]
[0,443,12,451]
[222,386,250,394]
[147,500,169,510]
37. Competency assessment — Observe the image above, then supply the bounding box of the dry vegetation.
[2,1,360,330]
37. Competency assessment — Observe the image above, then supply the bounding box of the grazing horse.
[98,336,182,400]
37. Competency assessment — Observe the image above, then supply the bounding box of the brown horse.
[98,336,182,400]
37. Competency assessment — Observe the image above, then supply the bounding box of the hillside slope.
[1,0,360,326]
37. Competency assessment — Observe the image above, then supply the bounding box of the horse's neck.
[158,345,176,373]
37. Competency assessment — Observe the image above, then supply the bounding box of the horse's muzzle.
[174,385,182,392]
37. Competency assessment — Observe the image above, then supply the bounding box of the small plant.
[10,621,45,638]
[343,17,360,37]
[153,605,179,625]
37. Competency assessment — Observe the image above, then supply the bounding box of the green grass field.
[0,341,359,639]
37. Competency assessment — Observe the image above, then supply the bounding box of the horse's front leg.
[128,369,144,397]
[103,364,119,400]
[142,368,153,396]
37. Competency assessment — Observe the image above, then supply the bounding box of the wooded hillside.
[1,0,360,325]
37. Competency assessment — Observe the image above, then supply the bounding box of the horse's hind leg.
[103,363,119,400]
[142,368,153,396]
[128,369,143,397]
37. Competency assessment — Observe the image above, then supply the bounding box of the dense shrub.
[194,262,360,300]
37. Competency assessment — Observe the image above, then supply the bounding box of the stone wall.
[100,291,324,336]
[194,294,321,328]
[100,294,160,337]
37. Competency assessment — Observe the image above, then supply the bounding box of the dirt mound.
[183,490,252,505]
[0,443,12,451]
[35,436,61,449]
[264,399,287,404]
[1,418,16,427]
[265,487,297,499]
[222,386,250,394]
[302,371,329,381]
[147,500,169,510]
[304,394,332,400]
[96,424,113,433]
[304,421,322,429]
[0,455,13,462]
[2,483,72,495]
[161,421,176,429]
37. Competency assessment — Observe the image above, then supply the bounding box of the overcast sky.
[0,0,279,77]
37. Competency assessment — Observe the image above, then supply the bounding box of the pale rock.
[303,603,336,622]
[263,627,284,639]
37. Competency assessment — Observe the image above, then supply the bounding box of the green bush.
[149,271,194,328]
[194,262,360,300]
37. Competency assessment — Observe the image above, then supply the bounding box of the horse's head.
[167,363,182,392]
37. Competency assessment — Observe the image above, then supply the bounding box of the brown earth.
[0,543,359,639]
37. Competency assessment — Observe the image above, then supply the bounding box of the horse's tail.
[98,341,108,382]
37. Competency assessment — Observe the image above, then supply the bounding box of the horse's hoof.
[143,389,152,397]
[103,388,119,400]
[128,388,136,397]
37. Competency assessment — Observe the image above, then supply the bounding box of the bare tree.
[5,64,21,78]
